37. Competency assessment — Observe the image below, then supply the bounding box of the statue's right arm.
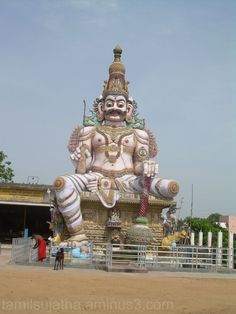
[70,126,96,170]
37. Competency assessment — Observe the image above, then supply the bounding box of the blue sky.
[0,0,235,218]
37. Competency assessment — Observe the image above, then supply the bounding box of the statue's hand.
[70,147,82,162]
[86,174,98,193]
[143,160,159,177]
[70,146,91,162]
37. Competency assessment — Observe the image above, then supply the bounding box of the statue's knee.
[154,179,179,198]
[168,181,179,196]
[54,176,66,191]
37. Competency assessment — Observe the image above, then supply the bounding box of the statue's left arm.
[133,129,150,176]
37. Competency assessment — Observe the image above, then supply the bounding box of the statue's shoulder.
[68,126,96,153]
[134,128,149,141]
[78,126,96,136]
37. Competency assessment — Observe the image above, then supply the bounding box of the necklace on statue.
[96,126,133,163]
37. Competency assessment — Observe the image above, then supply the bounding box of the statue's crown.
[102,45,129,99]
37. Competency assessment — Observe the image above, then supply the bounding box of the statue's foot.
[58,234,88,248]
[67,234,88,244]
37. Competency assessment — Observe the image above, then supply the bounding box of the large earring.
[97,101,104,121]
[96,112,104,121]
[125,103,133,123]
[125,112,132,123]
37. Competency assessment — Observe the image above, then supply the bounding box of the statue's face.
[103,95,127,122]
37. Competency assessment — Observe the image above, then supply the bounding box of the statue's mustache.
[105,109,126,116]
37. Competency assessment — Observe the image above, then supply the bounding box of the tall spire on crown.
[102,45,129,99]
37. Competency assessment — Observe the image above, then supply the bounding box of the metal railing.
[48,242,94,266]
[10,239,235,272]
[103,243,147,270]
[11,238,33,263]
[145,245,234,271]
[97,244,235,271]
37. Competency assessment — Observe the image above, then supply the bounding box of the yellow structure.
[0,183,175,245]
[0,183,52,242]
[80,191,175,245]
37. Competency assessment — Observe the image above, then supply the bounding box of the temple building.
[0,183,52,242]
[0,181,175,245]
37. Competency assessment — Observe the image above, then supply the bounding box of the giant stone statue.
[54,46,179,245]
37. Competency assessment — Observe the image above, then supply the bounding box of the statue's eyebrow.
[105,96,125,102]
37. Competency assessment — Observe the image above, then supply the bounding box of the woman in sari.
[32,234,46,262]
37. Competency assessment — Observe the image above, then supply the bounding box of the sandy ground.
[0,249,236,314]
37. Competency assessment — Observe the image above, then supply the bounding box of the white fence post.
[228,232,234,269]
[207,231,212,248]
[198,231,203,246]
[217,231,222,267]
[190,232,195,246]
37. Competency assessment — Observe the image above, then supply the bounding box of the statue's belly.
[91,153,134,174]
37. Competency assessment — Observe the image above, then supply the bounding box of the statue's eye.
[106,102,113,107]
[118,102,125,108]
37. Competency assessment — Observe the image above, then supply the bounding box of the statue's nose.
[113,101,118,109]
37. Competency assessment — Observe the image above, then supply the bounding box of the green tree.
[0,151,14,182]
[207,213,222,223]
[184,216,228,247]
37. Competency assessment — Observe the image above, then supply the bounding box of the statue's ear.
[96,100,104,121]
[126,103,133,123]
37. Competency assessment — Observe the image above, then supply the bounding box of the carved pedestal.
[80,191,176,246]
